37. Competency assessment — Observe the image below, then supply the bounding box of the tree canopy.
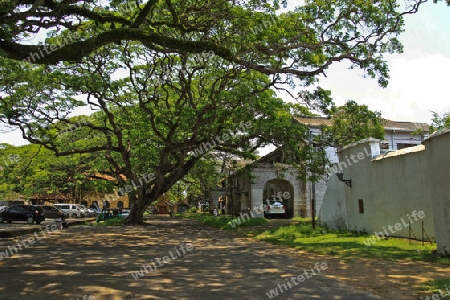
[430,110,450,133]
[323,100,385,148]
[1,0,426,86]
[0,0,430,223]
[0,142,115,202]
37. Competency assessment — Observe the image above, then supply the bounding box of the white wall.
[319,139,435,241]
[423,129,450,255]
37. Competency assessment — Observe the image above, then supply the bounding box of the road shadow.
[0,216,385,299]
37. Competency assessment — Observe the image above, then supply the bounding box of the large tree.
[322,100,385,148]
[0,0,425,86]
[0,0,429,223]
[0,142,115,201]
[1,45,310,223]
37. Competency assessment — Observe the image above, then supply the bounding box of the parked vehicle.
[87,207,98,217]
[0,205,45,224]
[78,205,91,217]
[53,203,85,218]
[121,208,130,218]
[264,200,286,218]
[36,205,70,219]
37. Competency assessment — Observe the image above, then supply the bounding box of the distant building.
[294,115,430,155]
[225,116,431,219]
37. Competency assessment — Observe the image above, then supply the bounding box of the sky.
[1,1,449,146]
[316,1,450,123]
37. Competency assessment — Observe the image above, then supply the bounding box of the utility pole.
[310,130,316,229]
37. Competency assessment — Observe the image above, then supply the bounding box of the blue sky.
[1,1,449,146]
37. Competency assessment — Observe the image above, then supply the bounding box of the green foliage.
[89,218,125,226]
[187,214,233,228]
[0,0,425,89]
[254,223,440,262]
[420,279,450,298]
[0,142,115,201]
[0,44,316,223]
[186,206,197,214]
[168,156,224,205]
[187,213,268,230]
[323,100,385,147]
[430,111,450,133]
[0,0,432,223]
[221,217,268,230]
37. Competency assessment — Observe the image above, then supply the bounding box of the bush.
[187,206,197,213]
[221,217,268,230]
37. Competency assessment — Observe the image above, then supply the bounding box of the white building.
[222,116,430,219]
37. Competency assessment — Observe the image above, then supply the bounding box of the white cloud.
[319,53,450,124]
[317,0,450,124]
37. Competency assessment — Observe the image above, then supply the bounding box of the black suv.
[0,205,46,224]
[36,205,69,219]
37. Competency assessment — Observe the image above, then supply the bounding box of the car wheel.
[27,217,34,224]
[0,217,3,223]
[7,220,12,223]
[35,220,41,224]
[72,213,78,218]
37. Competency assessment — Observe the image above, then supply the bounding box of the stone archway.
[263,179,294,218]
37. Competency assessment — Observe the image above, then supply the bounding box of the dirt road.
[0,216,388,300]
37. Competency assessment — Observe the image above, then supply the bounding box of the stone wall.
[318,134,445,251]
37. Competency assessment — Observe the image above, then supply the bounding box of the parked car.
[78,205,91,217]
[264,200,286,218]
[120,208,130,218]
[53,203,85,218]
[87,207,98,217]
[36,205,69,219]
[0,205,45,224]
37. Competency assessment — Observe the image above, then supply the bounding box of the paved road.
[0,216,383,300]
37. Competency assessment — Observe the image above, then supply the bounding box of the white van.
[53,204,86,218]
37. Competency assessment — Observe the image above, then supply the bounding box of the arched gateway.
[263,179,294,218]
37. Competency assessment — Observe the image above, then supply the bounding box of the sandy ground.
[0,216,447,299]
[233,221,450,300]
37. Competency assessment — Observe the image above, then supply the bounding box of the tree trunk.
[125,187,156,224]
[127,203,145,224]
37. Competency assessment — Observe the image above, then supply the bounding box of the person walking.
[56,212,63,230]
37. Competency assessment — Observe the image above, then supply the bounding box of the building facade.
[224,116,431,219]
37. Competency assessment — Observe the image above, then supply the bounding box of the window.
[10,207,23,213]
[358,199,364,214]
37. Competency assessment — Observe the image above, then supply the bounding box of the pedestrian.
[213,207,218,217]
[221,207,225,215]
[56,212,63,230]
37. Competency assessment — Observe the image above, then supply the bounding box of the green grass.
[420,279,450,298]
[178,213,450,263]
[221,216,268,230]
[253,222,443,262]
[186,214,268,230]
